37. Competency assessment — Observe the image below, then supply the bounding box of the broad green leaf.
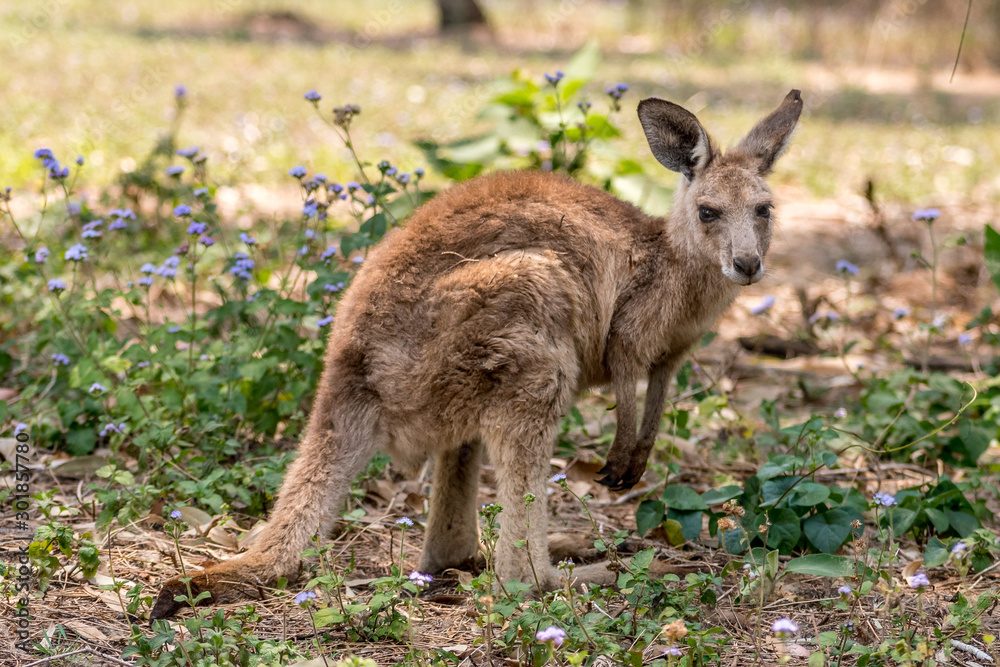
[765,508,802,553]
[924,508,949,533]
[786,554,859,577]
[885,507,917,535]
[923,536,949,567]
[701,485,743,505]
[662,484,708,511]
[563,39,601,83]
[757,455,797,481]
[635,499,665,537]
[804,508,859,554]
[760,476,802,507]
[666,508,703,541]
[943,509,980,537]
[662,519,685,547]
[790,481,832,507]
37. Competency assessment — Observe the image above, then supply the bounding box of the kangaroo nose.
[733,256,761,278]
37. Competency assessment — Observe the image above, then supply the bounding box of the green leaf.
[635,499,665,537]
[786,554,860,577]
[956,418,990,464]
[563,39,601,83]
[885,507,918,535]
[662,484,708,511]
[923,536,949,567]
[760,476,802,507]
[666,508,703,541]
[765,508,802,553]
[757,455,797,481]
[943,509,980,537]
[661,519,686,547]
[924,508,950,533]
[701,485,743,505]
[803,507,860,554]
[790,481,832,507]
[984,223,1000,292]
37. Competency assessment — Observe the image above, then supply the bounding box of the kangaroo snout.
[732,255,764,284]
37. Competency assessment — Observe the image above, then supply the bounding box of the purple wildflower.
[836,260,859,276]
[772,618,799,633]
[535,625,567,646]
[751,295,775,315]
[65,244,88,261]
[170,509,182,519]
[173,204,192,217]
[317,315,334,327]
[303,90,322,102]
[165,165,184,177]
[908,572,930,589]
[872,492,896,507]
[187,221,208,235]
[35,246,50,263]
[48,278,67,292]
[912,208,940,222]
[52,353,70,365]
[176,146,199,158]
[288,165,307,179]
[294,590,317,605]
[544,71,564,86]
[198,235,214,247]
[89,382,106,394]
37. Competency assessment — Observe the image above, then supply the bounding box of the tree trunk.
[437,0,487,32]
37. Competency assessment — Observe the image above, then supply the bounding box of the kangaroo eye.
[698,207,719,223]
[756,204,772,218]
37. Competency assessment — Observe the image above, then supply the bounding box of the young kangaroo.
[151,90,802,620]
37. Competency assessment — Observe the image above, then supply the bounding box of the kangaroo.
[151,90,802,620]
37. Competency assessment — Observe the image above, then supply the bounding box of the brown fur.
[151,90,802,620]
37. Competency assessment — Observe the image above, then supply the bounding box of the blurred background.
[2,0,997,206]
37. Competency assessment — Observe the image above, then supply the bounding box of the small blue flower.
[76,155,84,166]
[302,202,318,217]
[137,361,151,368]
[550,473,567,483]
[168,325,181,333]
[544,71,564,86]
[329,183,344,194]
[772,618,799,634]
[751,295,775,315]
[838,585,852,596]
[163,256,180,268]
[346,181,361,191]
[110,208,136,219]
[386,166,398,177]
[535,625,566,645]
[175,84,187,98]
[352,256,363,264]
[34,148,53,160]
[193,187,209,197]
[396,517,414,527]
[239,232,256,245]
[414,168,424,178]
[304,229,316,240]
[187,221,208,235]
[198,235,214,247]
[294,590,317,605]
[137,276,154,287]
[408,570,433,588]
[872,492,896,507]
[165,165,184,177]
[170,509,182,519]
[324,283,340,292]
[303,90,322,102]
[288,165,307,179]
[67,200,82,216]
[52,353,70,366]
[48,278,67,291]
[908,572,930,589]
[313,173,327,183]
[951,541,967,555]
[176,146,199,158]
[958,332,972,345]
[89,382,106,394]
[82,229,102,239]
[298,245,309,256]
[35,246,50,263]
[396,172,411,185]
[14,423,28,436]
[664,647,683,657]
[65,244,88,261]
[108,218,127,231]
[50,164,70,179]
[140,263,156,274]
[912,208,941,222]
[173,204,192,217]
[894,307,909,319]
[317,315,334,327]
[836,260,859,276]
[157,266,177,278]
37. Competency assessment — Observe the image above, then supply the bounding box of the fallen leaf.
[237,521,268,551]
[208,525,238,550]
[65,620,108,642]
[176,506,213,531]
[50,455,108,477]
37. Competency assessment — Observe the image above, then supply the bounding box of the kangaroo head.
[638,90,802,285]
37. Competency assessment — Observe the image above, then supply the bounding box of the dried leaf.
[176,506,213,531]
[237,521,268,552]
[65,620,108,641]
[50,455,109,477]
[208,525,238,550]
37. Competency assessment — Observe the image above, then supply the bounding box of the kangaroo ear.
[736,89,803,175]
[637,98,714,181]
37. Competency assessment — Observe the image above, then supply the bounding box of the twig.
[950,0,973,83]
[950,639,993,663]
[23,646,134,667]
